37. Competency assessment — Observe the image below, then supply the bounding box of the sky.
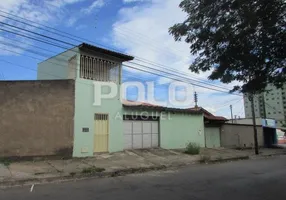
[0,0,245,118]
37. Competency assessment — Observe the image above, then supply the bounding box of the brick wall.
[0,80,75,158]
[220,124,264,148]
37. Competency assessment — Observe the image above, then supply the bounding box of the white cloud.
[76,24,88,30]
[67,17,77,27]
[111,0,245,117]
[81,0,105,14]
[0,0,87,55]
[123,0,150,3]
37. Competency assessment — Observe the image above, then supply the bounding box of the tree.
[169,0,286,94]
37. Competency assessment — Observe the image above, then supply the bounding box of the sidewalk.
[0,148,285,187]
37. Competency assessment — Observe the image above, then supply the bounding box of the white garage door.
[124,120,159,149]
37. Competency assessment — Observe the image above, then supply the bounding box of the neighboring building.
[243,84,286,128]
[195,107,228,148]
[225,117,277,148]
[228,117,265,126]
[220,124,265,148]
[36,43,206,157]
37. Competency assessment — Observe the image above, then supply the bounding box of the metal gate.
[205,127,221,148]
[124,120,159,149]
[94,114,109,152]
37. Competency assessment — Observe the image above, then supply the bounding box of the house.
[189,107,227,148]
[0,43,207,159]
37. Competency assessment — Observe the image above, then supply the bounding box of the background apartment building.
[244,84,286,128]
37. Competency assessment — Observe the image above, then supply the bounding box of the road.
[1,156,286,200]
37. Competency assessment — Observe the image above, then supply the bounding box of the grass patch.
[199,155,211,163]
[0,158,11,167]
[69,172,76,176]
[185,142,200,155]
[81,166,105,174]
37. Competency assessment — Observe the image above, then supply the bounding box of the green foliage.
[169,0,286,94]
[0,158,11,167]
[185,142,200,155]
[81,166,105,174]
[69,172,76,176]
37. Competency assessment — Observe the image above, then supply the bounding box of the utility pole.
[230,105,233,123]
[194,92,198,108]
[249,94,259,155]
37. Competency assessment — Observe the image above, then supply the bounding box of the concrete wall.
[0,80,75,158]
[220,124,264,148]
[37,47,79,80]
[228,118,263,126]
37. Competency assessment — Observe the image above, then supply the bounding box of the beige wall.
[0,80,75,158]
[221,124,264,148]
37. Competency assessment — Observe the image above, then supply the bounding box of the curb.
[1,154,283,189]
[0,165,167,189]
[250,152,286,159]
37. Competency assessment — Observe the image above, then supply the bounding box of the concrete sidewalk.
[0,148,285,187]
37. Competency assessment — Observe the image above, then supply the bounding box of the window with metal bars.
[80,55,120,83]
[94,113,109,121]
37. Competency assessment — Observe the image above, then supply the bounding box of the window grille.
[80,55,120,83]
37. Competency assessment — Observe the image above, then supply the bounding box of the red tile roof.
[122,100,202,114]
[122,100,226,120]
[189,107,228,121]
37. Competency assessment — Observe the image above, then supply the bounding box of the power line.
[0,39,236,95]
[124,63,242,96]
[128,61,234,91]
[0,20,241,95]
[0,21,76,47]
[0,59,100,89]
[0,27,71,49]
[1,26,232,92]
[0,39,238,96]
[0,9,233,90]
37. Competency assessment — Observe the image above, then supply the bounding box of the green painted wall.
[37,48,79,80]
[37,48,205,156]
[160,113,205,149]
[205,127,221,148]
[73,79,124,157]
[73,91,205,157]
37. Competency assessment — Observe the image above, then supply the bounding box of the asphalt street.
[1,156,286,200]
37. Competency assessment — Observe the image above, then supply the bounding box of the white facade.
[243,84,286,128]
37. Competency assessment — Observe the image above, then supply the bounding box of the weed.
[81,166,105,174]
[69,172,76,176]
[199,155,211,163]
[185,142,200,155]
[0,158,11,167]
